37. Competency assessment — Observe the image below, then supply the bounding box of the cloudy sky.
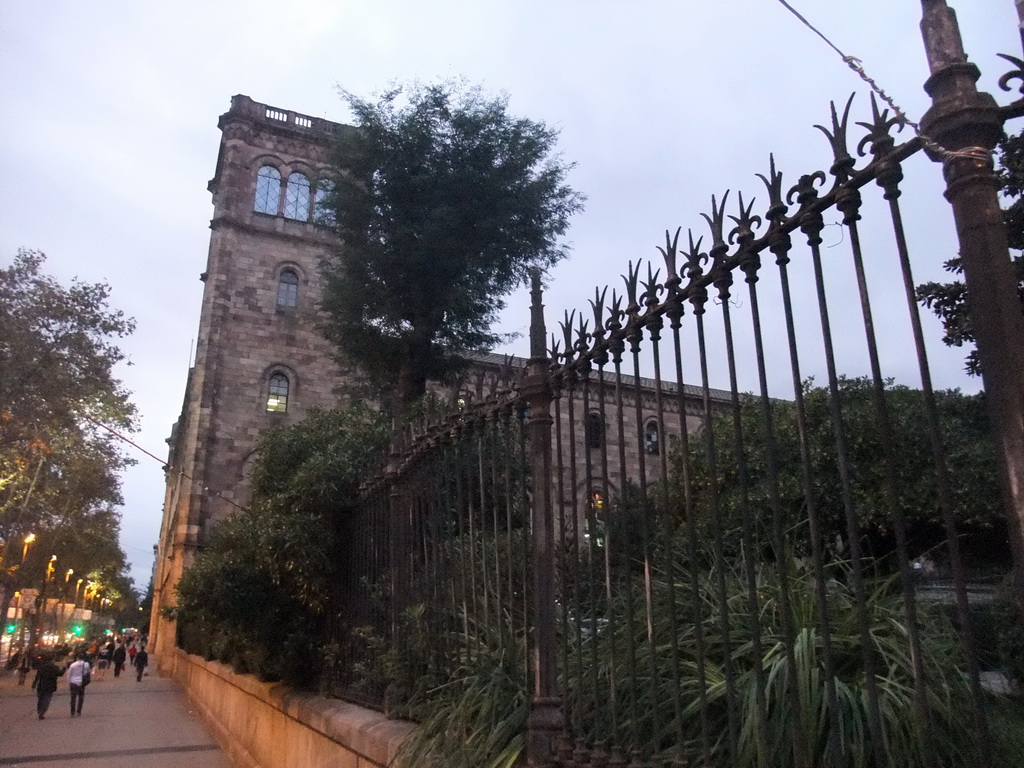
[1,1,1019,587]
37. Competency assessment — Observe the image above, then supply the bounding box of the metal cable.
[83,413,248,513]
[773,0,991,164]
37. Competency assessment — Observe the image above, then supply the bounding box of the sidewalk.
[0,659,231,767]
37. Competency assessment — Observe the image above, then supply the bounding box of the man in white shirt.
[67,653,91,717]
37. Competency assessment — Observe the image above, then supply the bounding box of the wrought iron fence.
[333,397,534,714]
[332,4,1024,767]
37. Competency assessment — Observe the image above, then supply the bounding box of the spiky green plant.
[394,647,527,768]
[564,557,992,767]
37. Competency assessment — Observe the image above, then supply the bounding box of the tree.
[674,377,1006,566]
[0,249,137,631]
[916,132,1024,375]
[319,80,584,413]
[176,405,390,687]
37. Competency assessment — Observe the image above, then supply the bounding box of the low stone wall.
[164,648,416,768]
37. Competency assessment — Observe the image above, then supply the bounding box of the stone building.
[151,96,360,656]
[150,95,728,657]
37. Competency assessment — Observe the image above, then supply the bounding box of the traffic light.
[71,625,84,636]
[4,623,16,635]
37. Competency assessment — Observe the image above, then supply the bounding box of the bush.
[175,405,390,689]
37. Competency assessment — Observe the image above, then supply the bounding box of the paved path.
[0,660,231,768]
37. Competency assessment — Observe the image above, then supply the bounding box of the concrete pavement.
[0,658,231,768]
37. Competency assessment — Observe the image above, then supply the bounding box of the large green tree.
[0,249,137,630]
[319,80,584,413]
[916,132,1024,375]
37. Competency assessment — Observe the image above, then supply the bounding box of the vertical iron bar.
[581,363,607,748]
[453,425,471,661]
[669,302,711,763]
[487,413,503,651]
[782,184,843,767]
[841,170,936,763]
[477,420,492,639]
[503,408,516,648]
[628,320,660,761]
[693,288,739,763]
[610,328,639,753]
[806,217,886,766]
[741,251,809,768]
[563,372,586,741]
[716,264,770,765]
[552,381,573,733]
[648,310,686,762]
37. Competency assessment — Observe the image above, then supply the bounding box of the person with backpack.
[31,652,65,719]
[67,652,91,717]
[95,639,113,680]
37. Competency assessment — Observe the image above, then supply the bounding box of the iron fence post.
[921,0,1024,603]
[523,268,564,766]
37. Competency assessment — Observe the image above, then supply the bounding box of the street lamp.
[21,533,35,562]
[45,555,56,581]
[74,578,84,605]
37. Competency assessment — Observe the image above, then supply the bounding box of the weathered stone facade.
[152,96,360,656]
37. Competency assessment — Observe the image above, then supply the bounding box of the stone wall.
[166,648,416,768]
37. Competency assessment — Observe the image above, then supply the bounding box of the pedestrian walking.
[112,643,126,677]
[17,648,31,686]
[67,653,91,717]
[134,646,149,682]
[31,653,65,719]
[95,640,113,681]
[127,642,137,668]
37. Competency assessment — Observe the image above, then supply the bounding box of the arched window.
[585,413,604,450]
[283,172,311,220]
[254,165,281,214]
[266,373,289,413]
[645,421,660,455]
[313,178,336,225]
[277,269,299,308]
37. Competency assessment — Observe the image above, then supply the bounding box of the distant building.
[150,95,729,658]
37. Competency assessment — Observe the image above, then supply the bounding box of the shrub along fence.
[330,4,1024,767]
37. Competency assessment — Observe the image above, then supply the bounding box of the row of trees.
[1,249,139,632]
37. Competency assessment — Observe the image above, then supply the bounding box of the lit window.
[277,269,298,308]
[267,373,289,413]
[283,173,311,220]
[645,421,660,455]
[585,413,603,450]
[254,166,281,214]
[313,179,336,226]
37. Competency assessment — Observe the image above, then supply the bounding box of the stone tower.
[150,95,355,656]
